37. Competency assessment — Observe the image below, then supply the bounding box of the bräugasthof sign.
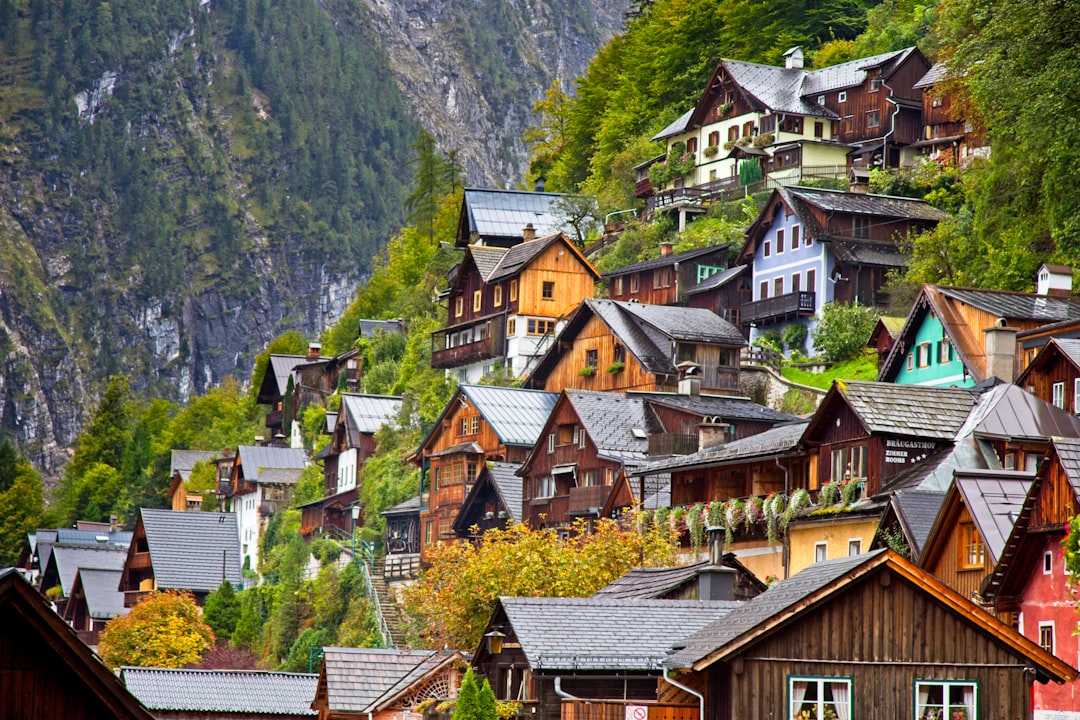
[884,439,936,449]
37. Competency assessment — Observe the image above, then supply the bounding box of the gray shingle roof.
[341,393,403,435]
[140,509,243,593]
[937,287,1080,323]
[592,561,708,600]
[615,300,747,346]
[631,421,809,476]
[1052,436,1080,497]
[468,245,508,279]
[121,667,318,715]
[913,61,949,89]
[637,392,797,424]
[237,445,308,477]
[652,108,694,141]
[834,380,977,440]
[321,648,444,713]
[487,233,579,282]
[802,47,918,94]
[268,355,309,396]
[462,189,578,241]
[724,60,831,117]
[666,550,885,668]
[460,385,559,447]
[381,495,422,517]
[74,568,128,621]
[889,491,946,559]
[588,299,676,375]
[170,450,219,481]
[488,462,523,522]
[602,245,728,278]
[500,596,741,670]
[566,390,659,463]
[787,186,951,222]
[49,545,128,595]
[954,472,1033,562]
[683,265,747,296]
[1048,338,1080,367]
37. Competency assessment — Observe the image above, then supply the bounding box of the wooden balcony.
[431,334,496,368]
[568,484,612,515]
[527,494,569,526]
[430,317,505,369]
[741,291,816,325]
[648,433,699,457]
[265,408,283,428]
[563,701,697,720]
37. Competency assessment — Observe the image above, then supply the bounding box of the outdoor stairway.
[369,556,409,648]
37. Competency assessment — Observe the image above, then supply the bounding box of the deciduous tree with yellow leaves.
[98,591,215,668]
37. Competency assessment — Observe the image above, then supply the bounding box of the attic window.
[632,428,648,439]
[838,91,847,103]
[542,281,555,300]
[960,524,984,568]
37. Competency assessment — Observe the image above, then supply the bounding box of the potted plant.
[606,361,625,374]
[718,101,733,116]
[577,366,596,377]
[703,145,719,158]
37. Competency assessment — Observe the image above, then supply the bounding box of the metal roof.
[139,509,243,593]
[488,462,523,522]
[937,287,1080,323]
[237,445,308,476]
[602,244,728,278]
[970,382,1080,441]
[461,188,576,241]
[268,354,309,396]
[341,393,403,436]
[170,450,219,481]
[121,667,318,715]
[460,385,559,447]
[954,472,1033,562]
[499,596,741,670]
[635,392,797,424]
[48,545,128,595]
[320,648,445,713]
[73,568,128,621]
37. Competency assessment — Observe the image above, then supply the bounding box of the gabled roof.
[494,596,741,670]
[803,380,976,443]
[468,244,508,279]
[170,450,219,481]
[683,264,747,297]
[340,393,403,437]
[1053,435,1080,494]
[236,445,308,475]
[615,300,747,345]
[70,567,127,621]
[939,286,1080,323]
[461,385,559,447]
[488,232,598,282]
[1016,337,1080,387]
[565,389,659,464]
[263,354,309,398]
[634,391,797,424]
[452,462,524,534]
[601,244,728,279]
[457,188,584,246]
[953,471,1033,562]
[803,47,922,94]
[319,648,456,713]
[121,667,318,715]
[913,61,949,89]
[787,185,951,222]
[0,569,157,720]
[137,509,243,593]
[46,544,128,596]
[651,108,694,141]
[592,557,766,600]
[884,490,946,561]
[664,550,1075,684]
[630,421,809,477]
[381,494,421,517]
[723,60,832,118]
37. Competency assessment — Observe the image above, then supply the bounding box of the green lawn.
[780,352,880,390]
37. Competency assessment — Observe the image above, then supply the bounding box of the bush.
[781,323,808,355]
[812,302,880,362]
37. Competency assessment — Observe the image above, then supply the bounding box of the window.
[455,297,464,317]
[867,109,881,128]
[743,121,754,137]
[848,539,862,556]
[1053,381,1066,409]
[906,353,915,372]
[854,216,871,238]
[535,476,555,499]
[473,290,482,312]
[939,338,952,364]
[470,416,481,434]
[1004,452,1017,470]
[774,277,784,297]
[527,318,556,335]
[849,444,868,481]
[774,148,800,169]
[547,434,555,454]
[424,520,434,545]
[1074,378,1080,413]
[432,466,439,492]
[1038,622,1055,655]
[806,268,816,291]
[760,280,769,300]
[917,342,932,368]
[677,343,697,363]
[915,681,977,720]
[932,94,942,108]
[776,229,785,254]
[630,274,640,293]
[843,115,854,133]
[507,318,516,336]
[791,272,801,292]
[869,76,882,92]
[614,276,623,295]
[760,115,775,133]
[791,225,801,249]
[510,279,518,301]
[814,543,828,564]
[728,125,739,142]
[585,349,599,370]
[708,131,720,147]
[961,524,984,568]
[814,121,824,138]
[467,461,478,483]
[458,417,469,436]
[838,91,847,103]
[542,281,554,300]
[1043,550,1053,575]
[817,94,825,106]
[790,677,852,720]
[494,285,503,306]
[581,470,599,487]
[653,268,671,288]
[686,137,698,154]
[579,427,587,449]
[763,239,772,257]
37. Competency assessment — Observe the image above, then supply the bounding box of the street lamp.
[484,629,505,655]
[351,505,361,566]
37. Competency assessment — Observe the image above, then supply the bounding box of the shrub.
[812,302,879,362]
[782,323,808,355]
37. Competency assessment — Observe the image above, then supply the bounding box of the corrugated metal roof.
[461,385,559,447]
[321,648,443,712]
[75,568,128,621]
[937,287,1080,323]
[971,383,1080,441]
[237,445,308,476]
[121,667,318,715]
[462,189,574,241]
[341,394,403,435]
[501,596,741,670]
[140,509,243,593]
[49,545,128,595]
[268,355,309,396]
[954,472,1033,562]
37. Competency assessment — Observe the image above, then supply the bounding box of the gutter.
[881,79,901,168]
[662,666,705,720]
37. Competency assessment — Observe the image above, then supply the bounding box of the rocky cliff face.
[0,0,627,479]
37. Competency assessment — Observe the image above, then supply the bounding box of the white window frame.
[547,433,555,454]
[939,337,951,364]
[789,676,851,720]
[914,680,978,720]
[1038,621,1055,655]
[1053,381,1066,409]
[838,91,847,103]
[536,476,555,499]
[848,538,862,556]
[906,353,914,372]
[1074,378,1080,413]
[814,542,828,563]
[579,428,587,449]
[1043,550,1053,575]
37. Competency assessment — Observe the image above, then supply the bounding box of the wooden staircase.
[369,556,409,648]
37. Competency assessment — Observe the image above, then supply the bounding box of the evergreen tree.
[204,581,242,640]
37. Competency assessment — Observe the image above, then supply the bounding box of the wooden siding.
[563,701,697,720]
[686,277,752,333]
[539,314,665,393]
[707,570,1034,720]
[924,505,994,604]
[518,242,598,319]
[1023,354,1080,413]
[1032,460,1080,531]
[609,248,730,306]
[668,455,812,508]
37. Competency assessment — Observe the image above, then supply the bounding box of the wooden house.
[1016,337,1080,413]
[39,543,127,617]
[472,596,740,719]
[910,62,990,166]
[655,550,1074,720]
[0,568,157,720]
[226,445,308,571]
[645,46,930,213]
[525,299,746,395]
[118,508,242,607]
[980,437,1080,717]
[300,393,402,539]
[879,280,1080,387]
[62,567,127,647]
[19,523,131,588]
[451,462,523,539]
[381,495,421,580]
[871,489,947,563]
[416,385,557,562]
[603,243,730,306]
[434,231,600,383]
[255,353,312,438]
[738,186,948,347]
[917,470,1033,613]
[866,316,906,371]
[683,265,753,332]
[122,667,318,720]
[313,648,464,720]
[165,449,219,512]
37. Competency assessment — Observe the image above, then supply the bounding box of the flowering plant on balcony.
[703,144,719,158]
[687,502,706,550]
[753,132,775,148]
[648,141,696,187]
[577,366,596,377]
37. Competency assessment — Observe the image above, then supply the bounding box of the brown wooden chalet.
[451,462,523,539]
[255,351,316,438]
[415,385,557,562]
[866,315,905,371]
[1017,337,1080,412]
[434,231,599,383]
[0,568,157,720]
[683,265,752,332]
[917,470,1032,617]
[122,667,319,720]
[657,550,1074,720]
[979,437,1080,716]
[62,567,126,647]
[525,299,746,395]
[603,243,730,306]
[910,62,990,166]
[166,449,219,512]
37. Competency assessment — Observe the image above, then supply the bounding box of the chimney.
[698,420,730,451]
[783,46,804,70]
[698,527,738,600]
[109,514,118,532]
[983,322,1019,382]
[308,342,322,358]
[848,167,870,194]
[1037,263,1073,297]
[535,176,546,192]
[522,223,537,242]
[660,241,674,256]
[677,362,701,396]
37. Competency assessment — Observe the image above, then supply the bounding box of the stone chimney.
[677,362,701,396]
[109,514,119,532]
[698,420,730,451]
[522,223,537,242]
[783,46,804,70]
[698,527,738,600]
[1037,263,1073,298]
[307,342,321,358]
[983,322,1019,382]
[534,176,546,192]
[660,241,674,256]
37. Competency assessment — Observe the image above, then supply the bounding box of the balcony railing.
[648,433,700,457]
[431,334,496,369]
[568,484,613,515]
[430,317,505,369]
[741,291,816,325]
[644,165,850,214]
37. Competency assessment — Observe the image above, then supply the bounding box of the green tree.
[0,452,45,566]
[203,581,242,640]
[249,332,309,403]
[812,302,880,362]
[453,668,482,720]
[98,591,215,668]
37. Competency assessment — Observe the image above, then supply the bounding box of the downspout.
[775,456,791,579]
[553,676,580,700]
[663,666,705,720]
[881,78,900,169]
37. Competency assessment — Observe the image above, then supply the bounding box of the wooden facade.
[920,498,996,610]
[606,246,730,306]
[1017,339,1080,412]
[685,271,753,333]
[913,66,989,166]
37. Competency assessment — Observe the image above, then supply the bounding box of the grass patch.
[781,351,879,390]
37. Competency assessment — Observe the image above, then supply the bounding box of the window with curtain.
[914,680,977,720]
[789,676,851,720]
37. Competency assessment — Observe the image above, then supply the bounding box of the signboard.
[625,706,648,720]
[883,438,936,465]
